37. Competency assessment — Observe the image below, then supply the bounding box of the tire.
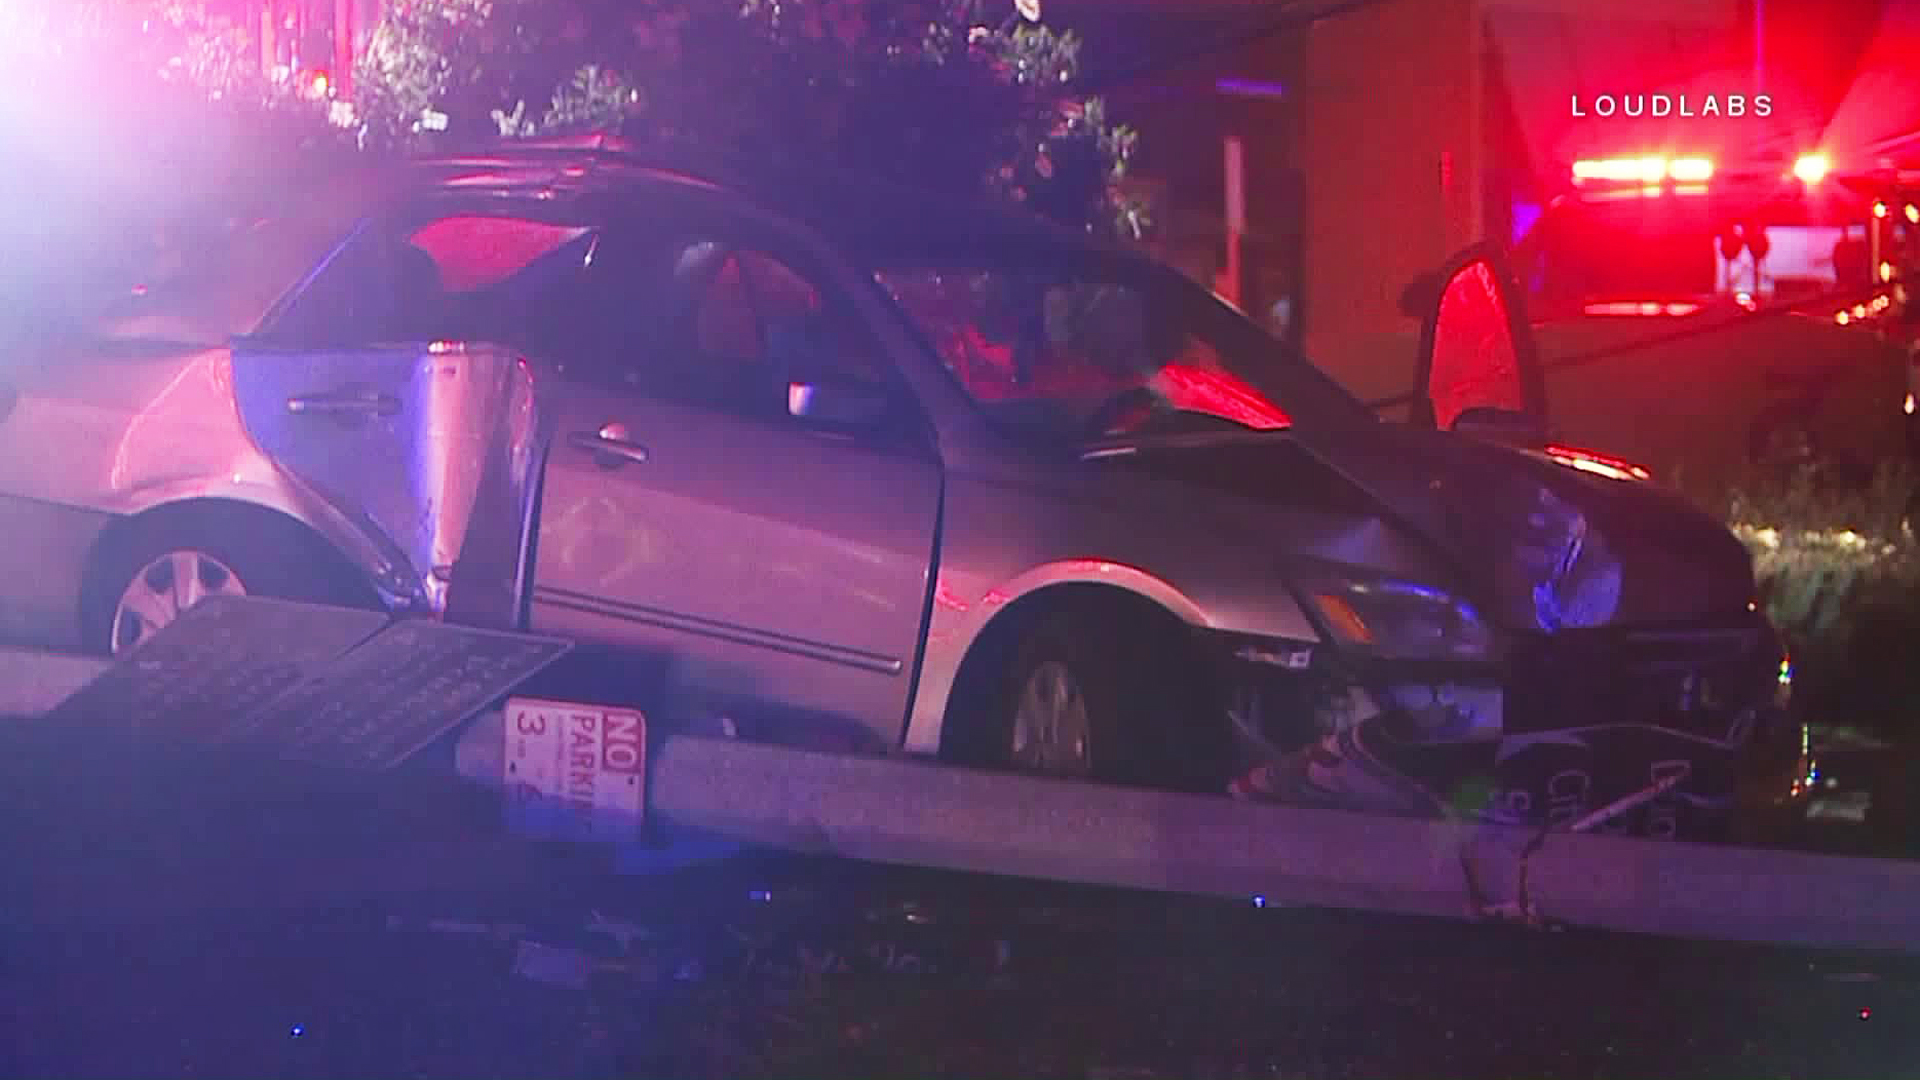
[986,609,1218,791]
[80,504,379,656]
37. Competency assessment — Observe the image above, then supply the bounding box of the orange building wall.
[1295,0,1483,405]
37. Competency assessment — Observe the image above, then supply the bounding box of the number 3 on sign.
[502,697,648,842]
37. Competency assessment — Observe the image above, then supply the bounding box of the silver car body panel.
[482,193,1356,753]
[0,496,112,649]
[0,343,382,647]
[528,373,942,745]
[898,452,1460,752]
[393,185,1443,755]
[229,341,544,615]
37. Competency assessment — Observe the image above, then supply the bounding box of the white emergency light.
[1572,156,1714,187]
[1792,153,1830,184]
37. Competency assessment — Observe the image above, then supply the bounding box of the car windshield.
[875,257,1371,442]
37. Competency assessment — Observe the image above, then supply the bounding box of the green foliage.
[356,0,554,143]
[351,0,1142,237]
[1716,462,1920,740]
[1722,463,1919,638]
[9,1,1142,236]
[534,65,644,136]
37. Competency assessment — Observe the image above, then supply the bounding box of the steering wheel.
[1082,385,1164,439]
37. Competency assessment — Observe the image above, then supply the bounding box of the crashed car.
[0,141,1794,835]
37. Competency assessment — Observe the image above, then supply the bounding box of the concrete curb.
[0,647,107,720]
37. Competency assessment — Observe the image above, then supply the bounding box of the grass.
[1685,461,1920,748]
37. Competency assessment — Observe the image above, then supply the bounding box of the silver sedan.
[0,145,1793,833]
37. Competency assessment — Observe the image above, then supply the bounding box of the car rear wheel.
[81,506,380,656]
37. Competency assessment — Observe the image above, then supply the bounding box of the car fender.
[88,473,408,607]
[901,558,1213,755]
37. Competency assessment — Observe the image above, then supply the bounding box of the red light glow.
[1544,444,1652,481]
[1583,301,1699,317]
[1155,365,1291,430]
[933,581,970,613]
[408,218,592,293]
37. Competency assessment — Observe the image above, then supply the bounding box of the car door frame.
[234,193,615,616]
[526,196,950,741]
[1409,241,1549,436]
[589,196,947,454]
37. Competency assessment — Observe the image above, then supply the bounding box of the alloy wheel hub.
[110,550,248,654]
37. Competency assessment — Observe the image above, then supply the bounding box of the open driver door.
[1407,242,1550,448]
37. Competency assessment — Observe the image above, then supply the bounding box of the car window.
[879,267,1292,440]
[262,212,597,350]
[602,239,890,421]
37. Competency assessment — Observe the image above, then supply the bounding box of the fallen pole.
[460,712,1920,957]
[7,643,1920,955]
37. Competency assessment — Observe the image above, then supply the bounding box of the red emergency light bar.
[1572,156,1714,185]
[1583,301,1702,317]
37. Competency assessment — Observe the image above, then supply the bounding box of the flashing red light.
[1792,153,1830,184]
[1583,301,1700,317]
[309,70,330,97]
[1544,444,1652,482]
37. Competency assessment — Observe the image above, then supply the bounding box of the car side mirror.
[787,375,893,429]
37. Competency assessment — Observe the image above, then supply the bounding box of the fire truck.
[1508,144,1916,492]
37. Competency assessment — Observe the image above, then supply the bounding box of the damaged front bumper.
[1214,614,1792,838]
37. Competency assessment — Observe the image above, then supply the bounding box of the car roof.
[395,138,1139,268]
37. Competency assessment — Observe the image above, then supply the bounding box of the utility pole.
[335,0,356,100]
[1217,135,1247,308]
[260,0,278,79]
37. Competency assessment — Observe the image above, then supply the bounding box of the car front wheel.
[988,609,1217,791]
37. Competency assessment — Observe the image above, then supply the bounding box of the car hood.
[1107,423,1755,632]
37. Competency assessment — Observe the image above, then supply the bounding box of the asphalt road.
[3,849,1918,1080]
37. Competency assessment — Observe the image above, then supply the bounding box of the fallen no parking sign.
[504,697,647,842]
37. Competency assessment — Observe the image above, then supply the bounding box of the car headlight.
[1292,565,1496,661]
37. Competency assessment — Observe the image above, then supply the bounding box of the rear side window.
[262,213,597,351]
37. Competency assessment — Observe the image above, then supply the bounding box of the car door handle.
[286,391,402,417]
[568,425,650,467]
